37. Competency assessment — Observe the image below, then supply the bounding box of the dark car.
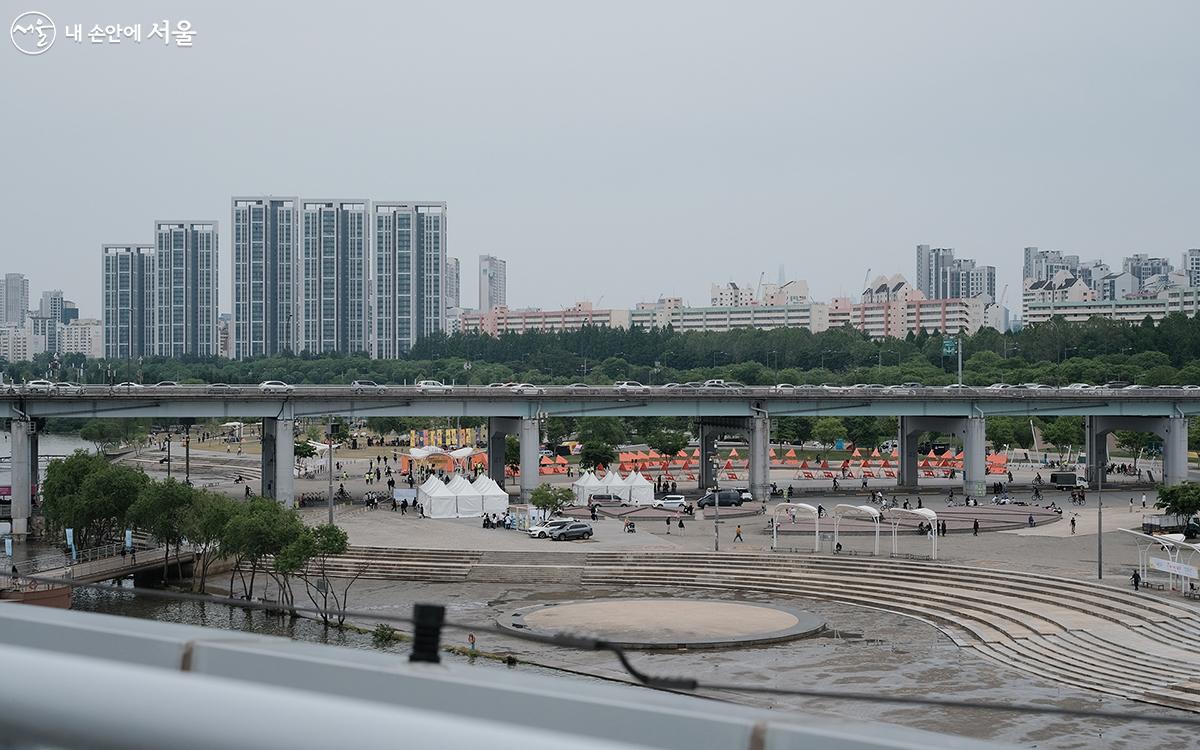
[696,489,746,508]
[550,521,593,541]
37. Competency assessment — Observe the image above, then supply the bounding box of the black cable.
[15,574,1200,728]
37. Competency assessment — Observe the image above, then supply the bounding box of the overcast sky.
[4,1,1197,317]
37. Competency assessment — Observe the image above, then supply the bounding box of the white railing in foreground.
[0,605,1009,750]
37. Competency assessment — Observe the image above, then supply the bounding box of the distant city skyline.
[4,2,1198,320]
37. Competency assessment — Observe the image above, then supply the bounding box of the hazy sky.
[4,1,1198,316]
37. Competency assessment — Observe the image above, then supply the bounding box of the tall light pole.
[326,417,335,524]
[957,332,964,386]
[1097,470,1103,580]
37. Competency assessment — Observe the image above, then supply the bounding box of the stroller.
[623,520,638,534]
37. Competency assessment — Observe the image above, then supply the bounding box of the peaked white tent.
[447,475,484,518]
[473,476,510,516]
[625,472,655,506]
[595,471,631,502]
[418,476,458,519]
[572,472,601,505]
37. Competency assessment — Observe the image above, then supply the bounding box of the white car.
[112,382,143,391]
[486,382,516,388]
[987,383,1012,390]
[206,383,242,394]
[259,380,294,394]
[528,518,574,539]
[511,383,545,395]
[416,380,452,394]
[152,381,180,388]
[565,383,591,389]
[703,379,730,388]
[613,380,649,393]
[772,383,796,392]
[944,383,970,390]
[351,380,387,393]
[653,495,688,510]
[1021,383,1054,390]
[52,382,84,395]
[24,379,54,393]
[1064,383,1093,390]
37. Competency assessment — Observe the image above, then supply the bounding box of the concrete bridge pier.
[9,418,35,540]
[896,415,987,497]
[1084,415,1189,487]
[260,417,295,508]
[749,414,771,504]
[486,418,519,487]
[519,416,541,502]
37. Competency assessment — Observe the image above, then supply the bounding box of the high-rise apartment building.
[1022,247,1083,284]
[299,200,369,354]
[479,255,506,312]
[232,197,298,358]
[1122,253,1174,288]
[0,273,30,325]
[373,202,446,358]
[1184,249,1200,288]
[37,290,64,354]
[154,221,219,357]
[915,245,956,299]
[445,256,460,310]
[102,244,156,359]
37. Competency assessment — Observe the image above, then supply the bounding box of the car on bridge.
[206,383,241,394]
[987,383,1012,390]
[51,382,84,395]
[111,382,143,391]
[259,380,294,394]
[511,383,545,395]
[549,521,593,541]
[24,379,54,393]
[613,380,649,394]
[486,382,516,389]
[416,380,452,394]
[564,382,591,390]
[152,381,181,388]
[351,380,387,393]
[1064,383,1093,390]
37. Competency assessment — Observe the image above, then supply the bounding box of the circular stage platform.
[498,598,826,649]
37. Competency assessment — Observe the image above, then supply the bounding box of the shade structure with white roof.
[887,507,938,559]
[772,502,820,552]
[417,476,459,519]
[832,504,881,556]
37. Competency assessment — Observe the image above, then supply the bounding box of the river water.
[0,432,92,485]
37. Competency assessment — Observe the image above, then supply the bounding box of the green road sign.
[942,339,957,357]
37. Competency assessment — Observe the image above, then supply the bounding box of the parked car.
[24,379,54,393]
[416,380,452,393]
[613,380,649,394]
[511,383,545,395]
[528,518,574,539]
[653,495,688,510]
[549,521,593,541]
[206,383,242,394]
[697,489,746,508]
[259,380,294,394]
[52,381,84,395]
[588,493,624,506]
[351,380,387,393]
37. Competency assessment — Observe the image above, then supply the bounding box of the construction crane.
[755,271,765,299]
[861,268,872,297]
[999,283,1009,308]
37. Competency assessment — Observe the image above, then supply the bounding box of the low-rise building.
[459,302,631,335]
[61,318,103,359]
[1023,287,1200,325]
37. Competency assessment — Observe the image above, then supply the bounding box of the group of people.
[482,512,514,529]
[916,520,948,536]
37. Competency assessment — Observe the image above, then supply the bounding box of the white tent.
[596,471,631,502]
[625,472,655,506]
[418,476,458,519]
[447,475,484,518]
[473,476,510,516]
[572,472,601,505]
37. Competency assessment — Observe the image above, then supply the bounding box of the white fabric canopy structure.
[625,472,655,506]
[447,475,484,518]
[887,507,938,559]
[417,476,458,519]
[596,471,631,502]
[473,476,510,516]
[772,502,820,552]
[572,472,602,506]
[832,504,881,556]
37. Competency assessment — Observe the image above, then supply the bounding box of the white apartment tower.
[479,255,506,311]
[102,244,156,359]
[299,200,369,354]
[154,221,219,357]
[373,202,447,358]
[232,197,298,358]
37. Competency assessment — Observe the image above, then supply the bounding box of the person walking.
[665,518,671,535]
[972,518,979,536]
[734,524,743,542]
[1142,493,1147,510]
[1070,516,1076,535]
[1131,569,1141,592]
[678,516,684,534]
[1129,497,1134,513]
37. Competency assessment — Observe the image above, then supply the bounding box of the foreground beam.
[9,419,33,540]
[749,415,770,503]
[519,417,541,502]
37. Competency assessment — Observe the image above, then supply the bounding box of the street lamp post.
[326,417,335,525]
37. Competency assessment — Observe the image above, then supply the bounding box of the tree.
[41,451,133,548]
[646,429,689,463]
[1155,483,1200,520]
[774,416,813,446]
[812,417,844,452]
[530,484,574,515]
[1115,431,1155,468]
[182,491,238,593]
[294,440,317,459]
[504,435,522,475]
[79,420,123,451]
[1040,417,1084,457]
[278,522,359,627]
[579,441,616,470]
[576,417,627,447]
[220,497,305,601]
[128,478,196,578]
